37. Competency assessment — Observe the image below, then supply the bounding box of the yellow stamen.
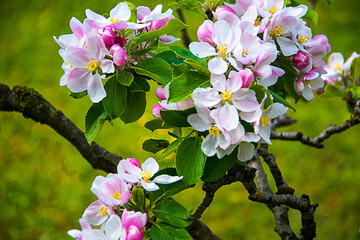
[98,206,107,217]
[217,44,228,58]
[65,62,73,68]
[140,170,152,183]
[86,60,100,72]
[269,5,278,15]
[297,35,309,44]
[209,126,221,137]
[303,80,311,85]
[260,114,269,127]
[254,17,261,27]
[110,16,119,23]
[270,26,283,37]
[242,48,249,57]
[220,89,232,102]
[334,63,342,71]
[113,191,121,201]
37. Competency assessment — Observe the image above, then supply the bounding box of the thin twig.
[271,117,360,148]
[176,8,192,48]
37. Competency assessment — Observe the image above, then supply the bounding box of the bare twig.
[271,117,360,148]
[176,8,192,48]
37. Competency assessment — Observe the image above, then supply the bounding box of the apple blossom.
[117,158,183,192]
[122,209,147,232]
[110,44,127,67]
[82,200,116,226]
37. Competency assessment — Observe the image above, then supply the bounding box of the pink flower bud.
[293,51,311,70]
[126,158,140,168]
[110,44,127,67]
[152,104,165,119]
[101,27,115,48]
[214,5,236,20]
[115,36,127,47]
[155,87,166,100]
[126,225,143,240]
[122,209,147,232]
[239,68,254,88]
[197,20,214,45]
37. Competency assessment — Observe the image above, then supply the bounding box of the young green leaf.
[176,136,206,186]
[160,108,197,127]
[129,76,150,93]
[158,138,185,161]
[85,103,108,143]
[268,89,295,111]
[152,199,192,228]
[144,119,171,132]
[350,56,360,81]
[202,151,238,182]
[168,72,210,103]
[116,71,134,86]
[69,90,88,99]
[119,91,146,123]
[132,57,172,84]
[131,19,188,46]
[149,222,192,240]
[102,77,127,120]
[142,139,169,154]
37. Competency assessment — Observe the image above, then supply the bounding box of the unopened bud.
[293,51,311,70]
[152,104,165,119]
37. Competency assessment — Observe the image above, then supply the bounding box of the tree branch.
[0,83,220,240]
[176,8,192,48]
[271,116,360,148]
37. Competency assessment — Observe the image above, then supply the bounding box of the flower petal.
[87,73,106,103]
[153,174,183,184]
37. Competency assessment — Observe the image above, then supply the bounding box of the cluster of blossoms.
[68,157,183,240]
[151,0,331,162]
[55,3,178,103]
[321,51,359,85]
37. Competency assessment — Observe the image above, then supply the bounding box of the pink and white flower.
[61,31,115,102]
[118,158,183,192]
[237,132,261,161]
[90,174,130,207]
[82,200,116,226]
[122,209,147,240]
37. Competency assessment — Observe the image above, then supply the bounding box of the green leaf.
[168,46,208,67]
[131,19,188,46]
[321,84,346,98]
[152,199,191,228]
[202,151,238,182]
[168,72,210,103]
[176,136,206,186]
[150,168,190,203]
[158,138,185,161]
[129,76,150,93]
[149,222,192,240]
[156,51,185,66]
[160,108,197,127]
[124,1,137,22]
[144,119,171,132]
[130,38,159,57]
[142,139,169,154]
[173,64,190,78]
[69,90,87,99]
[280,64,300,102]
[132,187,145,210]
[268,89,295,111]
[184,59,210,76]
[116,71,134,86]
[85,103,108,143]
[103,77,127,120]
[132,57,172,84]
[119,91,146,123]
[168,0,206,17]
[350,56,360,81]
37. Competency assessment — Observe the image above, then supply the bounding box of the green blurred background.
[0,0,359,239]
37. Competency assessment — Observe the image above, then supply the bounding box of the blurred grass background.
[0,0,359,239]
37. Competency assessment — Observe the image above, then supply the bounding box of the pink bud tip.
[152,104,165,119]
[155,87,166,100]
[293,51,311,70]
[126,158,140,168]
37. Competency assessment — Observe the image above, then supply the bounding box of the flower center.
[65,62,73,68]
[110,16,119,23]
[269,5,278,15]
[98,206,107,217]
[217,44,228,58]
[334,63,342,71]
[220,89,232,102]
[270,26,283,37]
[260,114,269,127]
[140,170,152,183]
[86,60,100,72]
[254,17,261,27]
[303,80,311,85]
[209,126,220,137]
[113,191,121,201]
[297,35,309,44]
[242,48,249,57]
